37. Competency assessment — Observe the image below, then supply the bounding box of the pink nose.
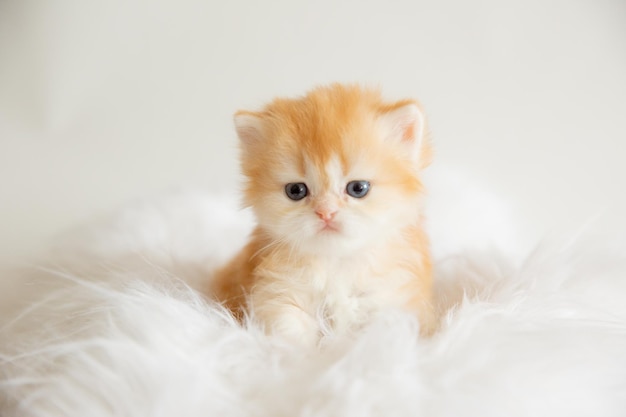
[315,209,336,221]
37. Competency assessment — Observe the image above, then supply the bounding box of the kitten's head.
[235,84,431,256]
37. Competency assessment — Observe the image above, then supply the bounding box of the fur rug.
[1,175,626,417]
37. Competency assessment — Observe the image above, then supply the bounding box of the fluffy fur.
[213,85,435,342]
[1,185,626,417]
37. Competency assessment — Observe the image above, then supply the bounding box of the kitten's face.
[235,85,430,256]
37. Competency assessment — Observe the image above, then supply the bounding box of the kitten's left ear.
[378,101,427,162]
[234,111,264,145]
[234,111,266,160]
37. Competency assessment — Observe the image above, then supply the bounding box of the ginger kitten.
[212,84,435,344]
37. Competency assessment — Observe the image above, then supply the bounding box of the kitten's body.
[213,84,435,343]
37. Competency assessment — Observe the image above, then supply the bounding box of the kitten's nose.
[315,209,336,222]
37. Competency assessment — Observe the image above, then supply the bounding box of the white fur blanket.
[1,178,626,417]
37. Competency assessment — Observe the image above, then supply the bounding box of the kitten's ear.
[378,101,427,161]
[234,111,265,147]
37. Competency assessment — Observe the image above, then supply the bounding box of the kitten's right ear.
[378,101,429,166]
[234,111,264,147]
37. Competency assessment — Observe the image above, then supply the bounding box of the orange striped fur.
[212,84,435,343]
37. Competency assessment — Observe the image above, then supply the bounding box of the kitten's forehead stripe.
[323,156,343,191]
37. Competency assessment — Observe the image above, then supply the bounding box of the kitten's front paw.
[271,316,320,346]
[256,305,320,346]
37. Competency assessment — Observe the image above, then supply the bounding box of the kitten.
[212,84,435,344]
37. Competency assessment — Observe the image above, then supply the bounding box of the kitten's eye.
[285,182,308,201]
[346,180,370,198]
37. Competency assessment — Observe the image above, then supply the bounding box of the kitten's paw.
[274,314,321,346]
[258,306,320,346]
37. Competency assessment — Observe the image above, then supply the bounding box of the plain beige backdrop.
[1,0,625,264]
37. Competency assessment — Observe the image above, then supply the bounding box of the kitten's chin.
[292,229,373,257]
[299,238,354,257]
[265,218,386,257]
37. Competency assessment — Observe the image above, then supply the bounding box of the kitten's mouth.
[319,222,340,233]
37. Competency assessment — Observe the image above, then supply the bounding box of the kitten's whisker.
[250,236,289,260]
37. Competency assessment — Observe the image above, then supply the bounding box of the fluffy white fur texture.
[1,170,626,417]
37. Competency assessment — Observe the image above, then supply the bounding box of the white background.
[1,0,625,264]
